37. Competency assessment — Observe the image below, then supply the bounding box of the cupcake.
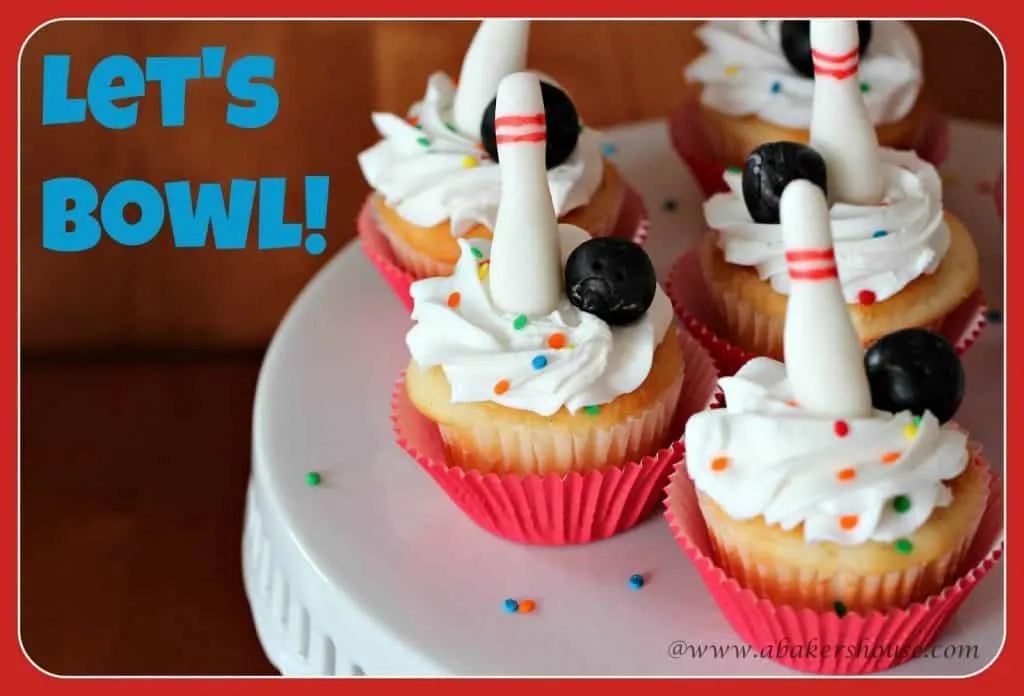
[666,178,1000,674]
[393,72,717,545]
[671,21,982,364]
[357,20,632,287]
[683,20,933,170]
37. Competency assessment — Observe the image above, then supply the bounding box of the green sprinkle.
[470,246,484,259]
[445,122,457,132]
[578,123,585,134]
[414,123,424,130]
[912,415,922,427]
[416,136,430,147]
[894,538,914,555]
[726,165,741,174]
[859,82,871,93]
[833,601,848,617]
[305,471,322,487]
[584,405,601,415]
[893,495,911,514]
[513,314,528,331]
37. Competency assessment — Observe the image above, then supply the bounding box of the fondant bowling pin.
[488,72,563,318]
[780,180,873,418]
[452,20,530,136]
[808,20,884,205]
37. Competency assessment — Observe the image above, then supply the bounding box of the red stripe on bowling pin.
[495,111,546,144]
[786,247,838,281]
[812,47,858,81]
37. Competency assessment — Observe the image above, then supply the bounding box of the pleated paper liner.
[664,450,1003,675]
[668,96,952,198]
[665,248,988,377]
[391,328,718,546]
[358,186,651,313]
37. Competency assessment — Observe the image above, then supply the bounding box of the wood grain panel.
[19,20,1002,354]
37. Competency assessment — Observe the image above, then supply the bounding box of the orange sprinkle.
[710,456,730,472]
[837,468,857,482]
[839,514,859,531]
[494,379,510,395]
[786,400,799,407]
[881,451,901,464]
[517,599,536,613]
[407,116,419,126]
[548,332,568,349]
[447,292,461,309]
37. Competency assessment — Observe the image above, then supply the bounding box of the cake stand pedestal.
[243,120,1005,676]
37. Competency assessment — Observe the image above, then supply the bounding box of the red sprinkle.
[833,420,850,438]
[858,290,877,306]
[447,292,461,309]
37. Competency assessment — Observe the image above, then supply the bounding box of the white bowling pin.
[780,180,873,419]
[452,20,530,136]
[488,72,563,318]
[808,20,885,205]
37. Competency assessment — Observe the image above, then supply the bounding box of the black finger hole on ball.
[480,80,581,170]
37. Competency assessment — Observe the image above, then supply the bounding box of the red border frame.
[7,3,1013,692]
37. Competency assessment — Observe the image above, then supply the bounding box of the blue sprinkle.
[601,143,616,157]
[770,81,782,94]
[872,230,888,238]
[628,574,645,590]
[531,355,548,370]
[503,598,519,613]
[986,309,1003,324]
[662,198,678,212]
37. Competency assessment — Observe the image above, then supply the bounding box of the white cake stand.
[242,120,1006,676]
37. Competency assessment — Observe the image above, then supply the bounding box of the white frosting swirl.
[686,20,923,129]
[704,148,950,303]
[685,357,969,545]
[406,226,674,417]
[357,72,604,236]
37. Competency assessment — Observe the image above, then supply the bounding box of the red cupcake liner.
[664,248,988,377]
[357,186,650,313]
[664,450,1003,675]
[391,328,719,546]
[668,96,952,198]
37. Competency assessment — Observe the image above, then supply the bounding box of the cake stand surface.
[243,119,1005,677]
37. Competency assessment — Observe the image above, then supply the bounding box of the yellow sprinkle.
[724,65,740,76]
[903,423,918,440]
[478,263,489,280]
[461,156,478,169]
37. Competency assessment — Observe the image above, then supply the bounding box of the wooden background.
[18,20,1004,676]
[20,20,1003,355]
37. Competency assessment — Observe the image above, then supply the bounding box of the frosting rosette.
[357,72,603,236]
[703,148,950,303]
[406,227,674,417]
[686,20,922,129]
[684,357,969,545]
